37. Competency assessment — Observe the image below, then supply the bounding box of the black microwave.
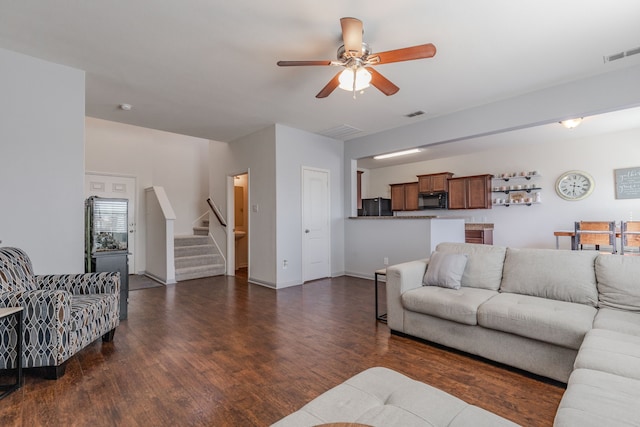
[418,192,448,210]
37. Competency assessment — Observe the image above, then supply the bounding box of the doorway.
[302,167,331,282]
[85,173,137,273]
[233,173,249,277]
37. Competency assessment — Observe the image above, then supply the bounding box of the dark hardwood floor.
[0,275,565,426]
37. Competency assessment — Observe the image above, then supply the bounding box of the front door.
[85,173,137,273]
[302,167,330,282]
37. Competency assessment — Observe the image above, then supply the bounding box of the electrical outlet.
[283,259,288,269]
[383,257,389,265]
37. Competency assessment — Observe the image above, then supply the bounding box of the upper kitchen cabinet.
[390,182,419,211]
[417,172,453,193]
[448,174,492,210]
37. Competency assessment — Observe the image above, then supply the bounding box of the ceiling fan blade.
[316,71,342,98]
[277,60,333,67]
[368,68,399,96]
[340,17,363,57]
[369,43,436,64]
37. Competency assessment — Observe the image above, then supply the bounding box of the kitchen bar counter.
[345,217,466,278]
[349,215,439,219]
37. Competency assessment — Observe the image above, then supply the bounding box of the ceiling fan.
[277,17,436,99]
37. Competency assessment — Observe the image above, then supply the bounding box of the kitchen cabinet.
[417,172,453,193]
[390,182,419,211]
[448,174,492,210]
[465,229,494,244]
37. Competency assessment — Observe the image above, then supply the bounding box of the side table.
[374,269,387,323]
[0,307,23,399]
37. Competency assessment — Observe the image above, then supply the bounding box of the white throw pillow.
[423,251,468,290]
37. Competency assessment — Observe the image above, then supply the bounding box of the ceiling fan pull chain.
[352,68,357,99]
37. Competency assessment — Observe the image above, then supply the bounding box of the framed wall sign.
[615,167,640,199]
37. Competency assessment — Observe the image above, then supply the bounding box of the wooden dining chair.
[574,221,617,254]
[621,221,640,255]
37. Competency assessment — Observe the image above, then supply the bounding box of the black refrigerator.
[85,196,129,320]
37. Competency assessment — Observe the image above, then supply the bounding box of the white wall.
[209,126,278,286]
[364,127,640,249]
[275,124,344,287]
[85,117,210,273]
[209,124,344,289]
[0,48,85,273]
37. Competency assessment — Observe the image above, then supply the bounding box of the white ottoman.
[271,367,519,427]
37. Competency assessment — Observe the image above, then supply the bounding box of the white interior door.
[85,173,137,273]
[302,167,330,282]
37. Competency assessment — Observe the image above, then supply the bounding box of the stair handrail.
[207,197,227,227]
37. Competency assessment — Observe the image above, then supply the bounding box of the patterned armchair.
[0,247,120,379]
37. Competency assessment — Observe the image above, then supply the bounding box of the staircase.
[174,221,225,281]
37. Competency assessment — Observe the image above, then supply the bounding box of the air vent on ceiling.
[405,110,425,118]
[604,45,640,63]
[318,124,364,140]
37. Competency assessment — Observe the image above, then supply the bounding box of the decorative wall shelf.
[491,172,542,206]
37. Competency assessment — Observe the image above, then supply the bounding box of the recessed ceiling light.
[374,148,422,160]
[559,118,583,129]
[119,104,132,111]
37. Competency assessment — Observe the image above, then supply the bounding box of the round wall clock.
[555,170,595,201]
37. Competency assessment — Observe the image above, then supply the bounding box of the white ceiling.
[1,0,640,146]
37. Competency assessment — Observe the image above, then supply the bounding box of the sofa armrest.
[36,272,120,296]
[386,259,428,332]
[0,289,72,367]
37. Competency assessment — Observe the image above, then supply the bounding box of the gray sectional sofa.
[386,242,640,426]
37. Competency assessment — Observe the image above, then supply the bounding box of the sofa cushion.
[423,251,468,289]
[270,367,519,427]
[477,293,596,349]
[435,242,507,291]
[0,247,38,292]
[500,248,598,306]
[402,286,498,325]
[593,307,640,337]
[554,368,640,427]
[70,294,119,334]
[574,329,640,380]
[595,254,640,311]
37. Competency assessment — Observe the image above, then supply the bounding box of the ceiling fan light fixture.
[338,67,371,91]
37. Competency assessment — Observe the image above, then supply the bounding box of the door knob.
[305,229,310,233]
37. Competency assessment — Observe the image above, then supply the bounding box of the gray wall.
[210,126,278,286]
[275,124,345,286]
[209,124,344,289]
[0,48,85,273]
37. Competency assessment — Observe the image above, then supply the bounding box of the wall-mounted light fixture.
[374,148,422,160]
[559,118,583,129]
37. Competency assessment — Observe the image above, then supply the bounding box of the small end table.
[0,307,23,399]
[374,269,387,323]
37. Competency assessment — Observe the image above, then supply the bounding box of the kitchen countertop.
[349,215,440,219]
[350,217,495,230]
[465,223,494,230]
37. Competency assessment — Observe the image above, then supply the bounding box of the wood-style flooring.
[0,275,565,426]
